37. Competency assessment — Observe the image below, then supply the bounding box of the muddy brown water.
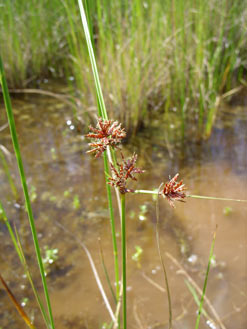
[0,94,246,329]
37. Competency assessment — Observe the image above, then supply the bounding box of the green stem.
[15,227,51,328]
[121,193,127,329]
[0,203,22,260]
[77,0,108,120]
[98,238,117,304]
[134,190,247,203]
[103,152,120,300]
[155,185,172,329]
[77,1,121,319]
[0,56,55,329]
[187,195,247,202]
[0,205,50,328]
[134,189,159,195]
[195,229,217,329]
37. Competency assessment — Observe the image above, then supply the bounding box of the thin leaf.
[0,274,37,329]
[194,228,217,329]
[98,238,117,304]
[0,55,55,329]
[155,183,172,329]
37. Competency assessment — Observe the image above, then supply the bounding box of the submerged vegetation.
[1,0,247,137]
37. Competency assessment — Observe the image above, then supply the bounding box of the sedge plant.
[79,2,247,329]
[1,2,246,328]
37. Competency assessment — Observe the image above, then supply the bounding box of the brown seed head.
[161,173,186,208]
[86,118,126,157]
[108,152,145,194]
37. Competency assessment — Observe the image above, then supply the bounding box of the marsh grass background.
[1,0,247,136]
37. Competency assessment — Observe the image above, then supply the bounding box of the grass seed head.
[108,152,145,194]
[86,117,126,157]
[161,173,187,207]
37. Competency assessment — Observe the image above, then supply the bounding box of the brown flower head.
[161,173,186,208]
[108,152,145,194]
[86,117,126,157]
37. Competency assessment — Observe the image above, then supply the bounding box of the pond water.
[0,93,246,329]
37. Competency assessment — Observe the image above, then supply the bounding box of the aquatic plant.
[80,2,247,328]
[1,0,246,138]
[1,1,247,328]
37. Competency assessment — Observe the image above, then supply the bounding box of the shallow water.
[0,94,246,329]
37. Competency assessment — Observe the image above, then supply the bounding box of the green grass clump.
[0,0,69,86]
[64,0,247,137]
[1,0,246,137]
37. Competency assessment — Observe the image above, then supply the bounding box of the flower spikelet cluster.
[86,117,126,157]
[161,173,186,207]
[108,153,145,194]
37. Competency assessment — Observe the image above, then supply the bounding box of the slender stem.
[0,56,55,329]
[156,185,172,329]
[134,189,159,195]
[1,204,50,327]
[187,195,247,202]
[106,146,121,216]
[195,229,217,329]
[0,274,37,329]
[121,194,127,329]
[15,228,51,328]
[103,152,120,300]
[0,203,22,260]
[134,190,247,203]
[77,0,108,120]
[98,238,117,304]
[77,2,121,320]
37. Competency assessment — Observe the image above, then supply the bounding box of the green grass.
[1,0,246,138]
[0,55,55,329]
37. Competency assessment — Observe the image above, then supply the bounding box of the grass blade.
[0,55,55,329]
[194,228,217,329]
[15,227,51,327]
[121,194,127,329]
[77,0,107,120]
[0,202,22,260]
[98,238,117,304]
[0,203,50,328]
[184,280,209,318]
[166,252,227,329]
[155,184,172,329]
[0,273,37,329]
